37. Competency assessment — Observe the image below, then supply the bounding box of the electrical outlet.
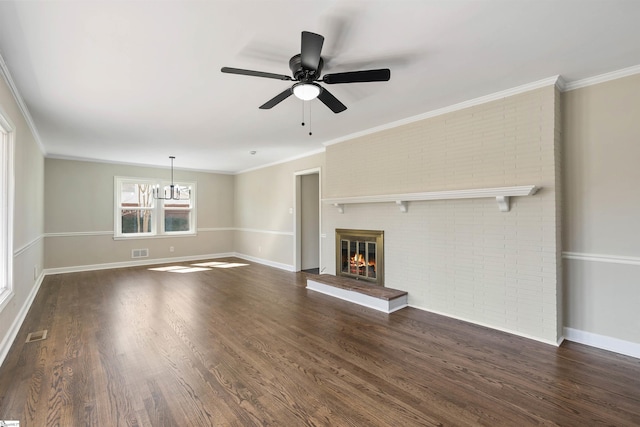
[169,246,174,252]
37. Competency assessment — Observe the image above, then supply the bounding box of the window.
[0,110,14,311]
[114,177,196,238]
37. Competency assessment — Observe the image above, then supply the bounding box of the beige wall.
[562,74,640,346]
[44,158,235,269]
[324,86,561,344]
[234,153,324,269]
[44,151,327,272]
[0,69,45,362]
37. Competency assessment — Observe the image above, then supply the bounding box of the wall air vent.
[132,248,149,259]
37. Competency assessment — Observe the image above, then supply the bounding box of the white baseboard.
[408,304,562,347]
[564,327,640,359]
[232,253,294,272]
[42,252,236,275]
[42,252,294,276]
[0,272,45,367]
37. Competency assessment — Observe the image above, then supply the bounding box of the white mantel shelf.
[323,185,539,213]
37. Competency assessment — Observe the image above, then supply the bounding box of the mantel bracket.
[496,196,510,212]
[396,200,408,213]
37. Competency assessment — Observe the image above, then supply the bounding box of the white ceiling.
[1,0,639,173]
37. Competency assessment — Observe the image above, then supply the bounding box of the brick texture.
[323,86,560,344]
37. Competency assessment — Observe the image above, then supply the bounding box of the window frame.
[0,109,15,312]
[114,176,196,239]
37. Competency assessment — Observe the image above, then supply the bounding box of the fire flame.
[349,254,375,274]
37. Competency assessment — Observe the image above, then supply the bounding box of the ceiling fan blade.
[322,68,391,84]
[301,31,324,71]
[221,67,292,81]
[317,87,347,113]
[259,88,293,109]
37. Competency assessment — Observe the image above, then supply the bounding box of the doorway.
[294,168,321,273]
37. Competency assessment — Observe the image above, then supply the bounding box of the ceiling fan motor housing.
[289,54,323,81]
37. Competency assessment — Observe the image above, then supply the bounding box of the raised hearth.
[306,274,407,314]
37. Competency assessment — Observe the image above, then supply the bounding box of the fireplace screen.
[336,229,384,285]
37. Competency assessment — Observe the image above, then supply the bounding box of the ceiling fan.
[221,31,391,113]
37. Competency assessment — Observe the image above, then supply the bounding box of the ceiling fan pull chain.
[308,102,312,136]
[301,100,305,127]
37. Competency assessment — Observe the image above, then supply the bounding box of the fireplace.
[335,229,384,285]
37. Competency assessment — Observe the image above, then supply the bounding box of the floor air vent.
[132,248,149,258]
[25,330,48,343]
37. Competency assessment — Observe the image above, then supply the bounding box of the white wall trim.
[564,327,640,359]
[235,64,640,174]
[409,303,561,347]
[13,234,44,257]
[323,76,561,148]
[235,228,294,236]
[236,147,326,175]
[46,153,235,175]
[0,271,45,368]
[45,231,114,238]
[562,64,640,92]
[0,53,46,155]
[0,102,16,313]
[41,251,293,276]
[293,167,322,272]
[197,227,235,232]
[563,251,640,266]
[232,252,294,272]
[42,228,291,240]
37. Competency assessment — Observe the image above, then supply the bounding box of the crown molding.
[235,146,326,175]
[562,64,640,92]
[45,153,235,175]
[563,251,640,266]
[323,76,561,148]
[320,64,640,150]
[0,53,46,155]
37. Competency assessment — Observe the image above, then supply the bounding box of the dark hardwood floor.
[1,258,639,426]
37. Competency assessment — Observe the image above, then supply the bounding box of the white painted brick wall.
[323,86,560,344]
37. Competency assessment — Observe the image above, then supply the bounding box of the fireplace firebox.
[335,229,384,285]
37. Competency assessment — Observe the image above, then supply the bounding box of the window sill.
[0,289,14,313]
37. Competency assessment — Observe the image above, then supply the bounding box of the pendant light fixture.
[153,156,185,200]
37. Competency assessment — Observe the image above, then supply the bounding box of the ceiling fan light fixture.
[293,83,321,101]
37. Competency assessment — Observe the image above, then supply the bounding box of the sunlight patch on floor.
[148,265,191,272]
[148,261,250,273]
[171,267,212,273]
[208,262,249,268]
[191,261,228,267]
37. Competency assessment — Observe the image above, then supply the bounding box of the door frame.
[293,167,322,272]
